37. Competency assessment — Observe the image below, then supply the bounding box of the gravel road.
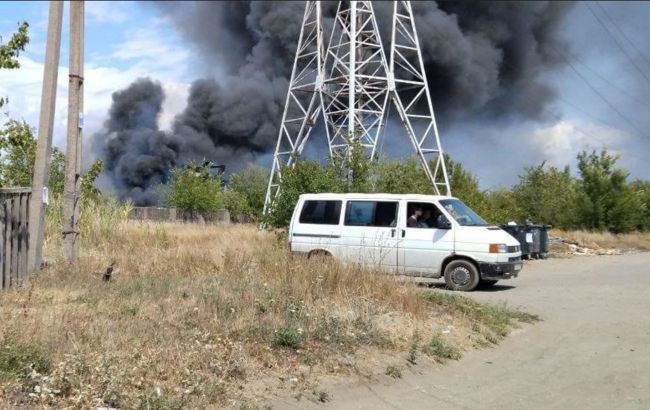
[275,252,650,410]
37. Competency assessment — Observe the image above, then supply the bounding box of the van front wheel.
[444,260,480,292]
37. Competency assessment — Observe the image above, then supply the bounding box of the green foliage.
[81,159,104,201]
[576,150,644,233]
[512,163,579,228]
[225,165,268,221]
[385,365,403,379]
[163,163,224,211]
[0,119,35,186]
[446,156,487,215]
[631,180,650,231]
[0,332,51,381]
[0,21,30,108]
[263,160,343,228]
[272,325,302,349]
[422,333,461,362]
[0,118,65,193]
[375,157,432,194]
[49,148,65,196]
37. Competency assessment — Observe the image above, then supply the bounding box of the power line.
[596,3,650,71]
[584,2,650,84]
[552,45,650,142]
[570,52,650,108]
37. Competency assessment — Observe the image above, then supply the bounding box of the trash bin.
[528,225,541,257]
[500,224,531,259]
[538,225,551,259]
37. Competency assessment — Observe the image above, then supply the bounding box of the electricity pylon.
[263,0,451,217]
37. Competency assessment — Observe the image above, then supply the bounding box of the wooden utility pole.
[28,1,63,273]
[63,1,84,261]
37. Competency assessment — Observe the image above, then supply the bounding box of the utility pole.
[28,1,63,273]
[63,1,84,261]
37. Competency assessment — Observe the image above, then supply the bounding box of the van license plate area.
[513,264,522,271]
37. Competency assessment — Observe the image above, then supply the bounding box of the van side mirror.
[436,215,452,229]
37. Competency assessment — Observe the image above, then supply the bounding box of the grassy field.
[551,230,650,252]
[0,208,537,409]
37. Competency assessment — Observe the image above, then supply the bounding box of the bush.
[422,334,461,362]
[225,165,269,221]
[163,163,224,212]
[272,325,302,349]
[0,333,51,380]
[263,160,343,228]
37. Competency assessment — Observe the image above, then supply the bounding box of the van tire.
[308,250,331,261]
[444,260,480,292]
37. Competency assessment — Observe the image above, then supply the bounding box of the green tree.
[263,160,343,228]
[1,21,30,108]
[375,156,432,194]
[630,180,650,231]
[513,162,579,228]
[445,156,490,216]
[81,159,104,201]
[163,163,224,211]
[482,189,519,225]
[576,149,643,233]
[225,164,269,221]
[0,118,65,193]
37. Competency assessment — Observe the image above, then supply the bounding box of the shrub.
[422,334,461,362]
[0,333,51,380]
[163,163,224,212]
[272,325,302,349]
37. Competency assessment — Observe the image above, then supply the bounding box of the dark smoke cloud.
[96,79,179,205]
[97,1,574,204]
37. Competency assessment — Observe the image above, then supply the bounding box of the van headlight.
[489,243,508,253]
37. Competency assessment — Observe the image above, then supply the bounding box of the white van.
[288,193,522,291]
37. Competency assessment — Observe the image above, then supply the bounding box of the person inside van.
[407,207,422,227]
[419,209,432,228]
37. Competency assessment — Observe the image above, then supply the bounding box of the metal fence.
[0,188,31,289]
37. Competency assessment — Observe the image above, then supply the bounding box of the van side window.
[299,200,342,225]
[345,201,398,227]
[406,202,444,229]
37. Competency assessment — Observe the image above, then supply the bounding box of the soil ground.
[273,252,650,410]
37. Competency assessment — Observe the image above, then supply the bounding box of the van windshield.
[439,199,489,227]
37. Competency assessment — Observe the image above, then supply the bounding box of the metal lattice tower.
[263,0,451,216]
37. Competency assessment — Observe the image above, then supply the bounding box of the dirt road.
[275,252,650,409]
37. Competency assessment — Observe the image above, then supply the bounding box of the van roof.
[298,193,456,201]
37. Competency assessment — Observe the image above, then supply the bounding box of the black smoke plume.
[97,1,575,204]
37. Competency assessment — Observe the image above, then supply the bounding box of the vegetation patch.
[422,333,462,362]
[423,291,539,344]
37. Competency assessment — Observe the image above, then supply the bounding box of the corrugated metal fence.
[0,188,31,289]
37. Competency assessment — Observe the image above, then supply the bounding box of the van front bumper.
[479,260,523,279]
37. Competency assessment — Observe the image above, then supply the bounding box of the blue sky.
[1,1,649,188]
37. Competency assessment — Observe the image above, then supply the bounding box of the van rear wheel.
[444,260,480,292]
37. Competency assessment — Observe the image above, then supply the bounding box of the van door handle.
[391,228,396,238]
[401,229,406,238]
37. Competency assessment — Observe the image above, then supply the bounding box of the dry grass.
[0,206,535,409]
[552,230,650,251]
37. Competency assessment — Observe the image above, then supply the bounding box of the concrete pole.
[63,1,84,261]
[28,1,63,273]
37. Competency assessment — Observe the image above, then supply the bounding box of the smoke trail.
[95,1,575,204]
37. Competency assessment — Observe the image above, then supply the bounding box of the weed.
[385,365,403,379]
[273,326,302,349]
[422,334,462,362]
[137,389,185,410]
[423,291,538,343]
[311,389,331,403]
[407,331,420,365]
[0,334,51,381]
[240,404,272,410]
